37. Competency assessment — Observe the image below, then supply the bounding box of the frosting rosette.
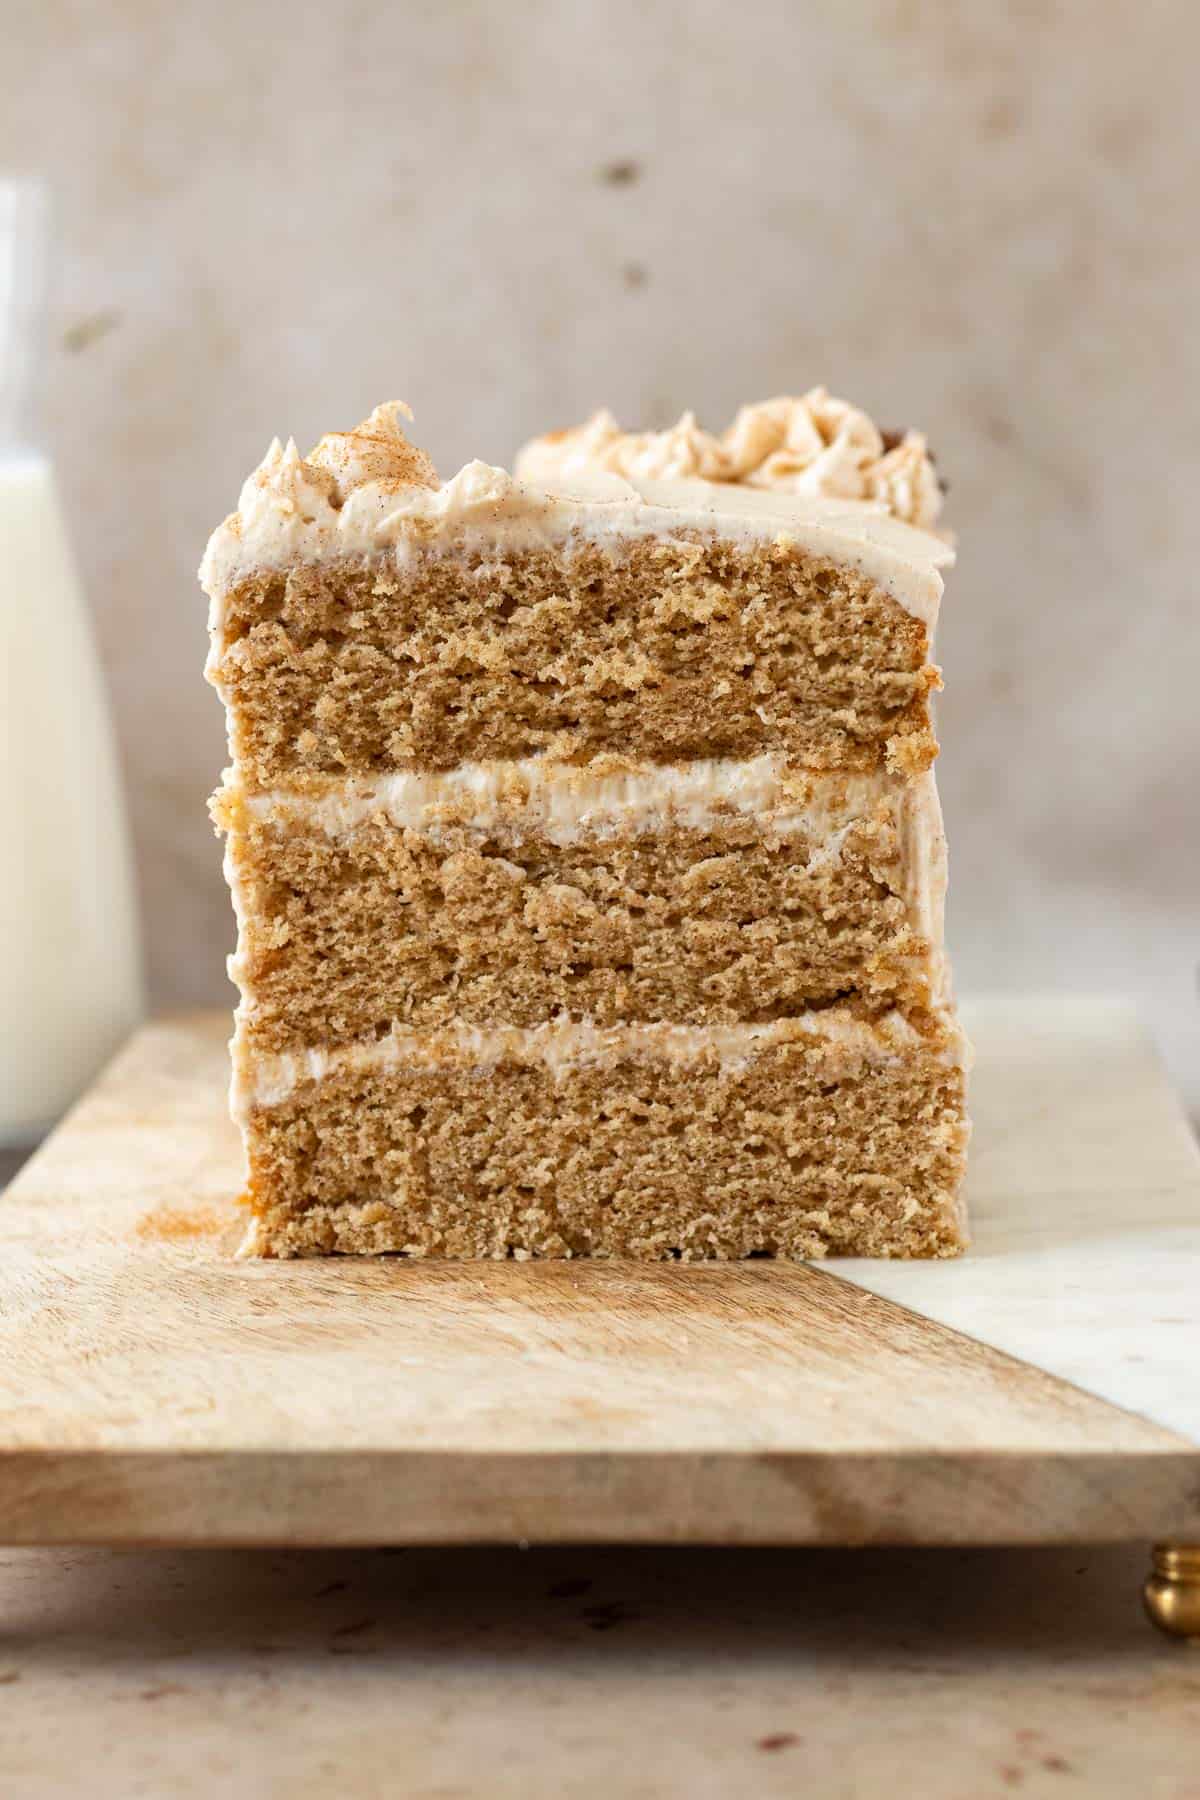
[516,388,944,530]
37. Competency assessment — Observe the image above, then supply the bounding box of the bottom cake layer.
[236,1012,971,1260]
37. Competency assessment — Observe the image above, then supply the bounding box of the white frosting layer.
[235,1007,968,1119]
[246,755,885,847]
[897,767,948,958]
[200,401,953,628]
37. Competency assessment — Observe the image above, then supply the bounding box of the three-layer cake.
[202,392,970,1258]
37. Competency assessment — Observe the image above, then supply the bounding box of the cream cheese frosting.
[200,399,954,628]
[515,390,945,531]
[233,1005,969,1120]
[243,755,900,847]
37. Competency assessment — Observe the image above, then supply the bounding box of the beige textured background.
[6,0,1199,1106]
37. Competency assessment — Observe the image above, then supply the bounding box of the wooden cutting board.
[1,997,1197,1548]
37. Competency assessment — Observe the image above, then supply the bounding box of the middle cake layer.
[216,756,947,1054]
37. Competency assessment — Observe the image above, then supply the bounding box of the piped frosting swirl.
[308,400,440,499]
[515,389,944,530]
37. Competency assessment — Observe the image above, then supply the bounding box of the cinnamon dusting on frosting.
[516,389,944,530]
[309,400,439,501]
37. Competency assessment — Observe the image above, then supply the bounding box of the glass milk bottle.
[0,179,143,1144]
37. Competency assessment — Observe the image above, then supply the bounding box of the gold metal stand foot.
[1144,1545,1200,1641]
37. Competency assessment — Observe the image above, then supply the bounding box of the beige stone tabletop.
[1,1541,1198,1798]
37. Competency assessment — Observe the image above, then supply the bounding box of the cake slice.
[202,393,970,1259]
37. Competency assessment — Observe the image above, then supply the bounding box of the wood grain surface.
[0,1006,1196,1548]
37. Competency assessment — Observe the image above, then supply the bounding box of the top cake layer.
[202,398,952,786]
[201,398,952,622]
